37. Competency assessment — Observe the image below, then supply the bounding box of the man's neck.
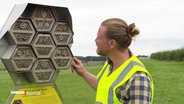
[108,49,131,72]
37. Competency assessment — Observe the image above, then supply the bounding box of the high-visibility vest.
[95,55,154,104]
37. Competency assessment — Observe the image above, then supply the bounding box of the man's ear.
[109,39,116,49]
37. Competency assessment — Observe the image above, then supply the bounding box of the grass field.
[0,59,184,104]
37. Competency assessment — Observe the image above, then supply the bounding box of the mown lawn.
[0,59,184,104]
[142,59,184,104]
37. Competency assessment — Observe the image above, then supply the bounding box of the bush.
[150,48,184,61]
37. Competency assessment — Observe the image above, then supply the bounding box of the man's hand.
[71,57,98,90]
[71,57,87,77]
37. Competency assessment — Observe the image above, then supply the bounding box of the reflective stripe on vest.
[96,56,154,104]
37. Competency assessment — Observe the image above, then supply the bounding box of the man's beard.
[96,48,107,56]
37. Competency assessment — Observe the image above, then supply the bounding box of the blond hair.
[101,18,140,49]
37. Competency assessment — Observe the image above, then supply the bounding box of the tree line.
[76,56,106,62]
[150,48,184,61]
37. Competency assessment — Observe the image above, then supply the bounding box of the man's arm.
[71,57,98,91]
[129,72,152,104]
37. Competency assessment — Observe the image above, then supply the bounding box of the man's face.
[95,26,110,56]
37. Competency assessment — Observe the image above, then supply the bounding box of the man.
[71,18,154,104]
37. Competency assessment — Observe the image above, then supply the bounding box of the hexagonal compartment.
[51,46,73,70]
[51,22,73,45]
[1,45,36,72]
[26,59,56,83]
[31,7,55,32]
[7,19,36,45]
[32,33,56,58]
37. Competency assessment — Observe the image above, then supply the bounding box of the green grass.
[0,71,13,103]
[0,60,5,70]
[142,59,184,104]
[1,60,184,104]
[56,67,99,104]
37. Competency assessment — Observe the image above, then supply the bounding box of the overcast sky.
[0,0,183,56]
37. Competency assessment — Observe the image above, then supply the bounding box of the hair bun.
[128,23,140,37]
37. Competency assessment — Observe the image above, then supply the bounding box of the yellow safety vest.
[95,55,154,104]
